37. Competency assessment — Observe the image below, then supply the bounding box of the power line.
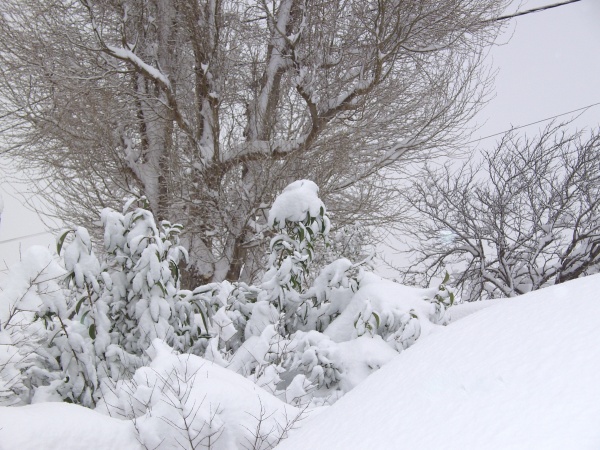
[467,101,600,145]
[0,230,56,245]
[492,0,582,22]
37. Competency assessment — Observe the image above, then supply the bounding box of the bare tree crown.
[0,0,507,285]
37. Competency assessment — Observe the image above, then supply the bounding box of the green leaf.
[372,311,380,329]
[75,296,86,315]
[449,292,455,306]
[157,281,167,296]
[80,310,90,324]
[56,230,73,255]
[88,323,96,339]
[169,261,180,282]
[442,271,450,285]
[198,310,209,334]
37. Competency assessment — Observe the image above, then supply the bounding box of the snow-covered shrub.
[0,247,66,405]
[201,181,444,406]
[324,273,436,353]
[21,199,208,406]
[99,200,194,355]
[2,179,448,432]
[423,271,456,325]
[259,180,331,333]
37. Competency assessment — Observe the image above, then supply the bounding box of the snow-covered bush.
[1,179,456,447]
[423,271,456,325]
[14,199,208,406]
[98,200,196,355]
[0,246,66,405]
[191,181,446,406]
[260,180,330,331]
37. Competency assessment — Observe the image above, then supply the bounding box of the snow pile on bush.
[268,180,327,229]
[0,246,66,405]
[0,180,450,448]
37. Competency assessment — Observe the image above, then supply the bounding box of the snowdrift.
[0,402,141,450]
[276,274,600,450]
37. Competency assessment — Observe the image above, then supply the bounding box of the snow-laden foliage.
[1,180,450,448]
[96,202,199,356]
[181,180,446,407]
[3,200,205,407]
[0,247,65,405]
[424,272,456,325]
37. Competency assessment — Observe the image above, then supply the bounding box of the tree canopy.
[0,0,508,286]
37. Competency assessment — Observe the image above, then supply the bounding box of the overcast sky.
[1,0,599,277]
[476,0,600,138]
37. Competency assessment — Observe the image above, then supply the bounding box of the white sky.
[476,0,600,139]
[1,0,599,277]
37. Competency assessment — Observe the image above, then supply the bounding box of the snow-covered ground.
[0,402,142,449]
[2,273,600,448]
[276,273,600,449]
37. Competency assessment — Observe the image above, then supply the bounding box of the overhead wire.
[492,0,582,22]
[0,230,57,245]
[466,101,600,145]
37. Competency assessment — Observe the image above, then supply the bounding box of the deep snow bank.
[0,402,142,450]
[276,274,600,450]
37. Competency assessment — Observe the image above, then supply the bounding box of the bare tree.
[400,124,600,300]
[0,0,508,287]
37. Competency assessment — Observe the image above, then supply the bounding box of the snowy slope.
[0,402,142,450]
[276,274,600,450]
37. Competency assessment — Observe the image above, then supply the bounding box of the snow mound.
[98,340,303,449]
[268,180,324,227]
[325,272,437,343]
[276,274,600,450]
[0,402,141,450]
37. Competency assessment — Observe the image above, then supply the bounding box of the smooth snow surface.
[276,274,600,450]
[0,402,142,450]
[444,298,504,322]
